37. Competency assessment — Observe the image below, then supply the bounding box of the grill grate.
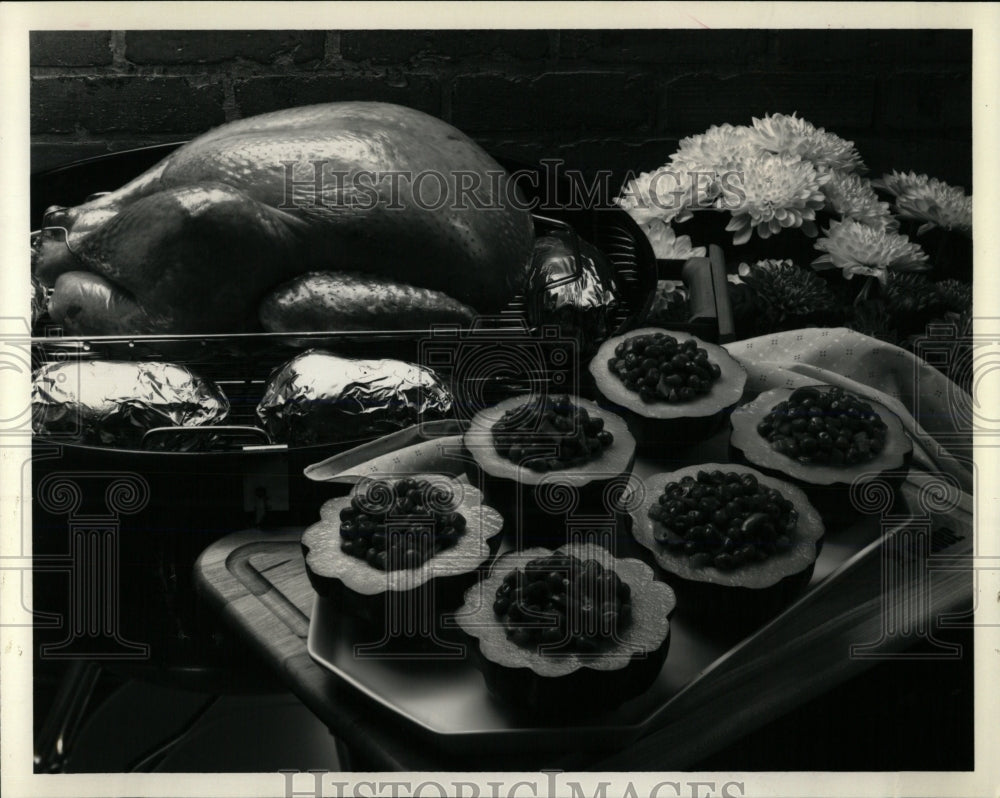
[31,214,662,440]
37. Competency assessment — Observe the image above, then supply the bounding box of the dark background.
[27,28,975,773]
[30,29,972,193]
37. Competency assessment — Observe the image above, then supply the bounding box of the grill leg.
[34,660,103,773]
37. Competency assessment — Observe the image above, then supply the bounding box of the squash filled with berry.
[463,394,636,547]
[453,542,675,717]
[629,463,823,625]
[588,328,746,453]
[302,474,503,626]
[729,384,912,520]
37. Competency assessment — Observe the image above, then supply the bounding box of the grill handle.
[648,244,735,344]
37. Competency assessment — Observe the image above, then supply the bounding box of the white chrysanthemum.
[871,170,972,235]
[821,170,897,231]
[749,111,813,149]
[667,123,759,206]
[812,218,930,284]
[673,123,757,165]
[616,167,694,224]
[640,219,707,260]
[723,153,829,245]
[751,112,866,173]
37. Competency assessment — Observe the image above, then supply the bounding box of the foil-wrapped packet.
[256,350,454,447]
[525,231,620,355]
[32,360,230,448]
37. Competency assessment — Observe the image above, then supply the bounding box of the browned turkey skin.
[33,102,535,335]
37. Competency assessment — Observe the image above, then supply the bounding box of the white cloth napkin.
[724,327,974,504]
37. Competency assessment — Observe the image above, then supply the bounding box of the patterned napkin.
[724,327,974,498]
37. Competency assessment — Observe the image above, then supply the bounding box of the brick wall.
[29,29,972,191]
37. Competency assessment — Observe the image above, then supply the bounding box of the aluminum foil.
[32,360,230,448]
[256,350,454,447]
[526,231,620,355]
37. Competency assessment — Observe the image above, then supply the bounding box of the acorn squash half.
[728,384,913,521]
[629,463,824,625]
[588,327,747,454]
[463,394,636,547]
[301,474,503,628]
[453,541,676,718]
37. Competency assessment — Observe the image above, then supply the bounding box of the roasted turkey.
[33,102,535,335]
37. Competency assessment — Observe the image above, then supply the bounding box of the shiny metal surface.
[256,350,453,447]
[31,359,229,447]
